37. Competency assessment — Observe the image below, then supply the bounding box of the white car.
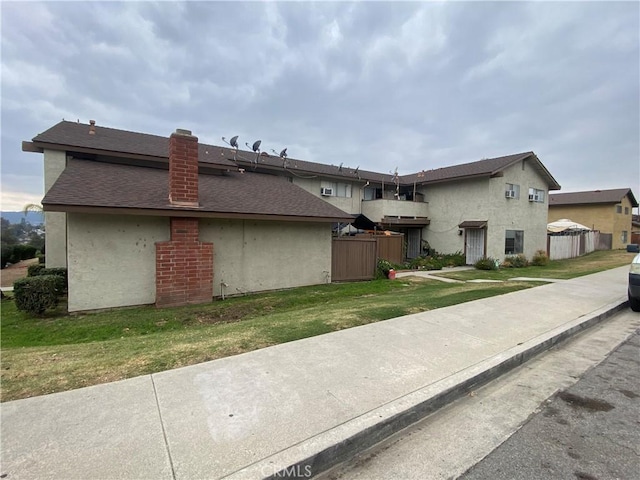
[629,253,640,312]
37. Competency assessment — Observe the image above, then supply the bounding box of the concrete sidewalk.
[0,266,633,480]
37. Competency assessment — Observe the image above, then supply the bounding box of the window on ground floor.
[505,230,524,254]
[622,231,628,243]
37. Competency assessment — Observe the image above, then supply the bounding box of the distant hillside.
[1,211,44,225]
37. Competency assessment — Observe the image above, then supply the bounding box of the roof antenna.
[338,162,343,172]
[391,167,399,198]
[354,166,360,179]
[246,140,261,168]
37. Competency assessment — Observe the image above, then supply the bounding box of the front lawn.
[1,279,531,401]
[431,249,633,281]
[1,249,632,402]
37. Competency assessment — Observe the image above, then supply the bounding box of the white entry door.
[465,229,485,264]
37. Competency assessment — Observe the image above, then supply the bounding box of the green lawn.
[0,249,632,401]
[430,249,634,281]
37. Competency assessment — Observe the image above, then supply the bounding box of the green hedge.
[27,264,46,277]
[13,275,63,315]
[474,257,499,270]
[1,244,39,268]
[27,267,68,292]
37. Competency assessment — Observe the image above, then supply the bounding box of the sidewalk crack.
[152,374,177,480]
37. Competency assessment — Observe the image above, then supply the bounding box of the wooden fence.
[357,233,404,264]
[547,231,600,260]
[332,237,377,281]
[331,234,404,282]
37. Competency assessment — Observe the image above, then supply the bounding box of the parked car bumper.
[629,273,640,299]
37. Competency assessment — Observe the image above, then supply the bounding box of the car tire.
[629,293,640,312]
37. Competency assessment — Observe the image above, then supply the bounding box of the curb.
[225,298,628,480]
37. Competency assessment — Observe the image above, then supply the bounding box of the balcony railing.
[361,198,429,224]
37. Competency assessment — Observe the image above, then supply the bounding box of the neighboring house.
[23,121,350,312]
[24,120,561,310]
[549,188,639,250]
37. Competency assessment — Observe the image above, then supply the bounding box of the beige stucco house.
[24,121,350,312]
[25,120,561,311]
[233,148,561,264]
[549,189,638,250]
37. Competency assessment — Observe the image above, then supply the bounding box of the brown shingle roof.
[32,121,382,180]
[549,188,638,207]
[403,152,561,190]
[33,121,237,168]
[42,159,352,222]
[31,121,560,189]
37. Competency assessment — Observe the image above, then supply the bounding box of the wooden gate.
[332,237,377,281]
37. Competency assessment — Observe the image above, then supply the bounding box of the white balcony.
[361,198,429,226]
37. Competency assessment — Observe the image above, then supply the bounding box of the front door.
[406,228,421,259]
[465,228,485,264]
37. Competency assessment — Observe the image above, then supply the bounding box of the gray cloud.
[1,1,638,210]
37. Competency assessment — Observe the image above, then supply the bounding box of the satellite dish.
[230,136,239,148]
[279,148,287,158]
[338,162,343,172]
[244,140,262,167]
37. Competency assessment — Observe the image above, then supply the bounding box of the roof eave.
[41,203,352,223]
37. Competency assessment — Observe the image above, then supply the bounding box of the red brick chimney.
[155,128,214,308]
[169,128,199,207]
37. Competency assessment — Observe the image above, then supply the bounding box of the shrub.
[474,257,499,270]
[39,268,68,292]
[38,254,46,264]
[13,275,62,315]
[409,251,465,270]
[376,259,403,279]
[441,251,466,267]
[376,259,392,279]
[503,254,528,268]
[531,250,549,266]
[27,267,68,292]
[409,256,442,270]
[1,245,12,269]
[27,264,46,277]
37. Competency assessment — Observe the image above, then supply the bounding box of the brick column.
[156,218,213,307]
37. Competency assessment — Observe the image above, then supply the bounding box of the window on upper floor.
[363,187,376,201]
[528,188,545,203]
[616,205,622,214]
[321,181,352,198]
[505,183,520,199]
[505,230,524,254]
[625,207,629,215]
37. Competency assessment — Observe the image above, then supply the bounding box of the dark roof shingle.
[549,188,638,207]
[31,121,560,189]
[42,159,352,221]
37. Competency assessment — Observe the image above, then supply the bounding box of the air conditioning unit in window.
[320,187,333,196]
[505,190,516,199]
[529,194,540,202]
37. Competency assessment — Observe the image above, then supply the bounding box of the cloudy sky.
[1,1,638,211]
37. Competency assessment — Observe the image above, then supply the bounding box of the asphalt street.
[459,329,640,480]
